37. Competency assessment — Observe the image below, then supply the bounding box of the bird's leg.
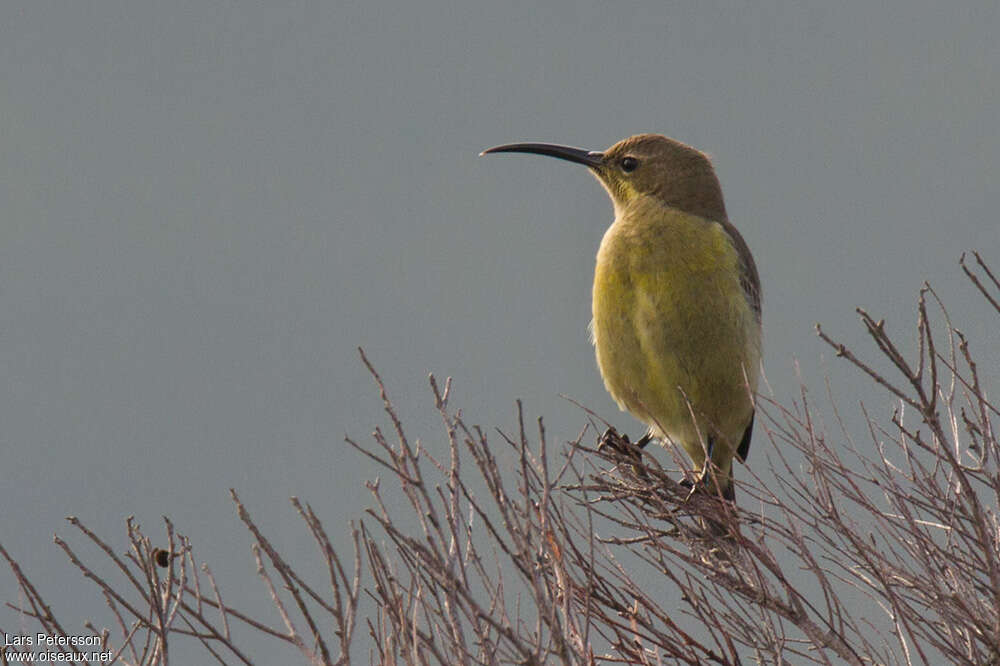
[677,436,737,539]
[704,433,717,462]
[682,436,721,501]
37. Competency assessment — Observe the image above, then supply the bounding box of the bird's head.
[481,133,727,222]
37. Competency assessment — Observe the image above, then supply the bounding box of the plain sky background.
[1,0,998,661]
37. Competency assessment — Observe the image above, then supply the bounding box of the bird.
[481,134,761,501]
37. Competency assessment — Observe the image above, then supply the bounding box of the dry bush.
[1,252,997,665]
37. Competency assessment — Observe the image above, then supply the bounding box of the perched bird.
[482,134,761,500]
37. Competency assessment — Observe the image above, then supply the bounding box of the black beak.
[480,142,604,168]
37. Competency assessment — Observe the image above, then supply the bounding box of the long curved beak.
[480,142,604,168]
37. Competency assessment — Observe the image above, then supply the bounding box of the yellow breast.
[591,197,760,462]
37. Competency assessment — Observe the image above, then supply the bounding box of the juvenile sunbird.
[482,134,761,500]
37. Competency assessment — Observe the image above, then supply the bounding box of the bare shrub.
[2,252,997,665]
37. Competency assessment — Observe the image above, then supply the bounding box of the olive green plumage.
[483,134,761,499]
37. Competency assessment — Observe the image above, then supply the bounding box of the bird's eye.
[620,156,639,173]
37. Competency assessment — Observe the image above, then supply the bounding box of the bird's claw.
[598,427,642,461]
[679,476,699,502]
[679,469,727,502]
[598,426,627,450]
[634,432,654,449]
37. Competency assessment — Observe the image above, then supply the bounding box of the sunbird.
[482,134,761,500]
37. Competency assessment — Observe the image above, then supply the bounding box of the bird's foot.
[680,472,738,542]
[597,427,643,461]
[597,428,650,482]
[679,467,732,503]
[679,476,700,503]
